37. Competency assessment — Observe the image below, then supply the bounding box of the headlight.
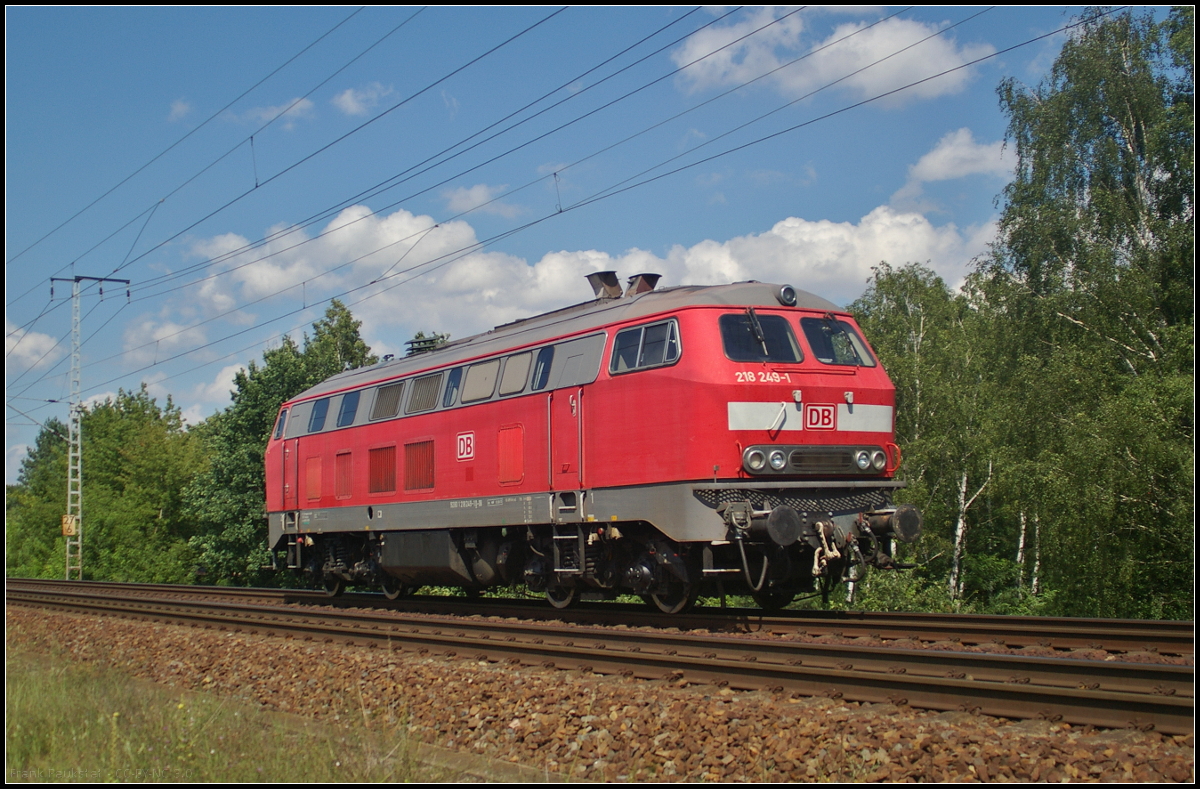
[872,450,887,470]
[746,450,766,471]
[855,450,871,470]
[769,450,787,470]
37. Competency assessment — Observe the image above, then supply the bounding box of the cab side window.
[609,319,680,374]
[272,409,288,440]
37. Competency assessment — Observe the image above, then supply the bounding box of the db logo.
[805,404,836,430]
[456,432,475,461]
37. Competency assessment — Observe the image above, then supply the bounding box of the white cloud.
[353,206,989,341]
[441,89,460,118]
[6,443,31,484]
[908,127,1011,182]
[442,184,522,218]
[673,10,993,107]
[659,206,990,304]
[672,8,807,94]
[5,319,63,377]
[891,127,1012,210]
[240,98,315,129]
[83,391,120,409]
[177,199,991,382]
[153,363,245,426]
[185,205,484,323]
[122,315,208,365]
[168,99,192,122]
[332,82,393,116]
[190,362,244,404]
[373,205,988,339]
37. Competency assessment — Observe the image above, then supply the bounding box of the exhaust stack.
[624,273,661,297]
[586,271,623,300]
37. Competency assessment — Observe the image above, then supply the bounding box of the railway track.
[7,579,1194,735]
[8,579,1191,656]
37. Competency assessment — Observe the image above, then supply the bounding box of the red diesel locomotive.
[265,273,921,612]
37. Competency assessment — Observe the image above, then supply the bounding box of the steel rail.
[9,579,1190,656]
[7,581,1193,735]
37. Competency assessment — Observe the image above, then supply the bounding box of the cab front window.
[719,310,802,363]
[800,316,876,367]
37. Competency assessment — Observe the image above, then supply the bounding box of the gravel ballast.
[6,607,1193,782]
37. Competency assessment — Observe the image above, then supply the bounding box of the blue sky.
[5,6,1162,482]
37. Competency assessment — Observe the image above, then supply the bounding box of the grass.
[5,643,435,783]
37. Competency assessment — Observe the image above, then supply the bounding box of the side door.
[283,437,300,510]
[549,387,583,491]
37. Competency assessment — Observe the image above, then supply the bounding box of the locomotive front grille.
[694,487,892,515]
[789,449,852,472]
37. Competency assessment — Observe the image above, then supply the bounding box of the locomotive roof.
[290,281,842,402]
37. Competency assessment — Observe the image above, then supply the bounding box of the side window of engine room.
[610,319,680,374]
[336,391,360,428]
[499,352,533,396]
[307,398,331,432]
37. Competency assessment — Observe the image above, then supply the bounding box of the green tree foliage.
[184,300,376,585]
[303,299,379,384]
[6,419,71,579]
[850,8,1192,619]
[851,265,1027,613]
[983,6,1193,619]
[6,388,208,582]
[851,266,969,604]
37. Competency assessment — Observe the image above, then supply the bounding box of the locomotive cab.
[693,303,921,607]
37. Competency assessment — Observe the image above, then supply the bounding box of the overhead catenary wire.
[565,8,1123,214]
[578,7,997,207]
[6,8,425,312]
[104,7,429,276]
[6,283,108,391]
[4,402,71,439]
[95,7,569,283]
[4,7,370,276]
[7,5,543,371]
[10,7,1005,393]
[125,6,795,305]
[112,4,924,324]
[15,9,1121,409]
[127,6,718,299]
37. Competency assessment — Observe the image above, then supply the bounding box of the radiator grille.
[404,440,435,490]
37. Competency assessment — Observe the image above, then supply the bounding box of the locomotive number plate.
[734,370,792,383]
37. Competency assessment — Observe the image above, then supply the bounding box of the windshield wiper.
[746,307,769,356]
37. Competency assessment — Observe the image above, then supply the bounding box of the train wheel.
[649,581,699,615]
[381,577,408,601]
[323,576,345,598]
[545,585,577,609]
[751,589,795,612]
